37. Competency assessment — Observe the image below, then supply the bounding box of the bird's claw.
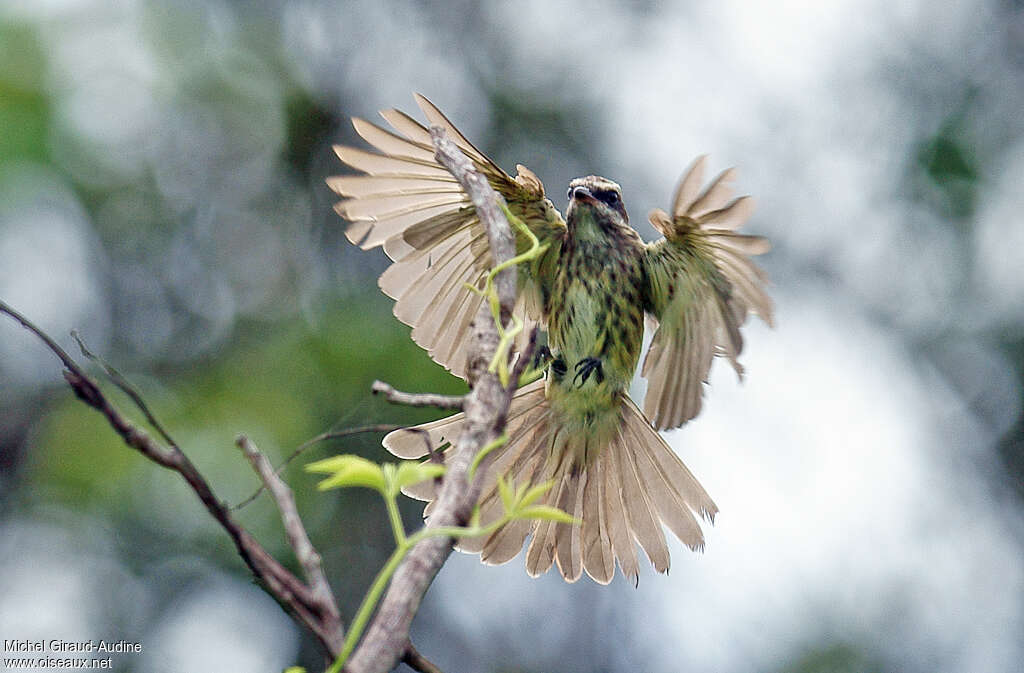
[573,357,604,387]
[533,345,553,369]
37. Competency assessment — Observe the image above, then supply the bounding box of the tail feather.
[554,469,586,582]
[524,460,569,577]
[382,382,717,583]
[383,413,463,460]
[582,452,615,584]
[468,402,550,516]
[404,401,543,504]
[625,418,704,551]
[634,420,718,523]
[602,450,640,581]
[622,396,717,551]
[480,516,532,564]
[457,489,504,554]
[479,449,547,564]
[610,422,671,573]
[386,379,547,502]
[465,430,546,557]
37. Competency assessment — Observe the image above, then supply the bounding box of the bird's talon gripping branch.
[514,344,551,386]
[572,357,604,387]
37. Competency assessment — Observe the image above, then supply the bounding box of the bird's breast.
[548,238,646,393]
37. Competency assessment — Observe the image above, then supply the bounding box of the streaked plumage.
[329,95,773,584]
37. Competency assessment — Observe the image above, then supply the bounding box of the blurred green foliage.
[782,642,883,673]
[30,297,466,508]
[0,23,49,167]
[913,112,979,224]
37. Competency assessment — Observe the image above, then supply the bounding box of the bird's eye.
[596,190,620,206]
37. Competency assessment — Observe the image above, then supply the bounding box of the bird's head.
[566,176,629,234]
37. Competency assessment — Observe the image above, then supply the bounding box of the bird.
[328,94,773,584]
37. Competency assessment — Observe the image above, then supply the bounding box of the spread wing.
[641,156,774,430]
[328,94,566,378]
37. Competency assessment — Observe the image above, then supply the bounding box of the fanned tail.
[382,384,717,584]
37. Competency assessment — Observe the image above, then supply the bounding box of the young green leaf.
[305,454,386,494]
[395,461,446,491]
[497,474,514,513]
[517,480,555,509]
[469,432,508,479]
[515,504,579,525]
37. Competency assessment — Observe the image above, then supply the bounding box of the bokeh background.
[2,0,1023,671]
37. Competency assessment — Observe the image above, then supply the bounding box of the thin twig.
[401,641,445,673]
[237,435,345,653]
[508,326,540,390]
[232,424,403,511]
[0,299,343,658]
[0,299,88,374]
[372,380,465,410]
[344,126,520,673]
[71,329,178,448]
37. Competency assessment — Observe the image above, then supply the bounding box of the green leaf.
[306,454,367,473]
[515,505,579,525]
[497,475,514,513]
[469,432,507,479]
[282,667,306,673]
[518,480,555,509]
[305,454,386,494]
[395,461,446,491]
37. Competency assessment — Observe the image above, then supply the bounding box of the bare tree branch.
[344,126,520,673]
[237,434,345,653]
[0,298,342,658]
[371,380,465,410]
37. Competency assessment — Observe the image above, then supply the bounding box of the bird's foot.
[550,356,567,380]
[573,357,605,387]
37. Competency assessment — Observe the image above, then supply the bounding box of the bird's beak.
[571,186,598,205]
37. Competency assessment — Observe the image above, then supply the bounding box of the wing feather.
[330,95,566,378]
[689,168,737,216]
[326,175,460,198]
[695,195,755,230]
[413,93,502,172]
[352,117,435,161]
[672,155,707,217]
[642,159,773,430]
[332,145,451,178]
